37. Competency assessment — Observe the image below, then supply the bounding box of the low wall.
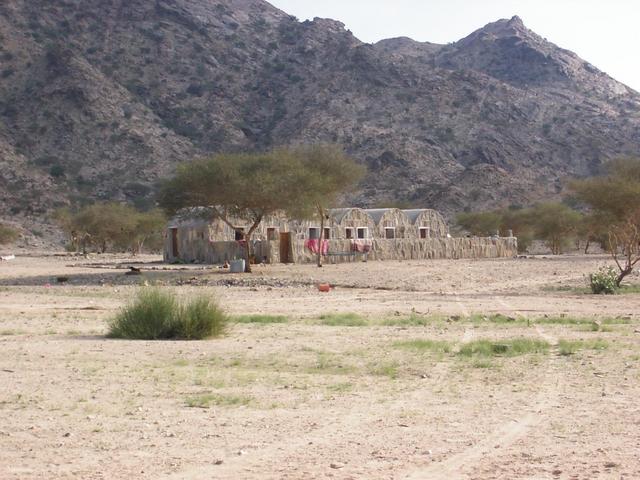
[165,233,517,264]
[292,237,518,263]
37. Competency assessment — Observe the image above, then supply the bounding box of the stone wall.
[165,228,518,264]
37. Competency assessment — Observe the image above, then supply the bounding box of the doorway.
[279,232,291,263]
[170,228,179,258]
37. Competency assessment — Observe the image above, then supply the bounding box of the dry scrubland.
[1,254,640,479]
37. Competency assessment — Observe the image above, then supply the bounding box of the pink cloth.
[304,239,329,255]
[351,240,372,253]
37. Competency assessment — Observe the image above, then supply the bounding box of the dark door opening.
[279,232,291,263]
[171,228,179,258]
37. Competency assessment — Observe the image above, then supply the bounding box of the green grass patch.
[468,313,525,324]
[184,393,251,408]
[381,313,442,326]
[393,339,452,353]
[307,353,355,375]
[0,329,25,336]
[234,314,288,324]
[368,361,399,379]
[618,284,640,294]
[318,313,368,327]
[535,316,630,326]
[557,339,609,356]
[458,338,550,358]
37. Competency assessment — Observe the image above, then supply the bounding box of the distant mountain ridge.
[1,1,639,228]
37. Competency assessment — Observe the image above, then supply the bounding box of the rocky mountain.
[1,0,639,231]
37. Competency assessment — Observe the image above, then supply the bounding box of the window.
[234,228,245,241]
[385,227,396,239]
[324,228,331,239]
[267,228,277,241]
[419,227,430,239]
[357,227,368,239]
[345,228,354,239]
[308,227,320,239]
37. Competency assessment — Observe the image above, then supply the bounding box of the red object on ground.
[317,283,331,292]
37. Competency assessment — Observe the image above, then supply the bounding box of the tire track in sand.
[404,297,561,480]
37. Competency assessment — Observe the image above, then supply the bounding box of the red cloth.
[305,239,328,255]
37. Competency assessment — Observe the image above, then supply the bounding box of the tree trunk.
[243,215,263,273]
[616,267,632,287]
[316,205,324,268]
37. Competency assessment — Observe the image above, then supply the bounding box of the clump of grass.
[234,314,288,324]
[469,313,524,324]
[393,339,452,353]
[308,353,354,375]
[381,313,442,326]
[618,284,640,294]
[558,339,609,356]
[368,361,399,379]
[178,297,227,339]
[185,393,251,408]
[458,338,549,358]
[108,289,227,340]
[535,316,630,326]
[318,313,368,327]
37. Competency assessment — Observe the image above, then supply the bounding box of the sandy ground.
[1,254,639,479]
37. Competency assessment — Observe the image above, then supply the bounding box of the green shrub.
[0,224,19,244]
[108,289,227,340]
[589,266,618,294]
[177,296,227,339]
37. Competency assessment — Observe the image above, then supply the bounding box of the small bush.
[108,289,227,340]
[0,224,19,244]
[589,266,618,294]
[558,339,609,356]
[177,296,227,339]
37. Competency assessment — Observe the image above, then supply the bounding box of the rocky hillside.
[1,1,639,230]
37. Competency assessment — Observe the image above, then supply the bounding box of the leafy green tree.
[294,145,365,267]
[571,158,640,286]
[499,207,534,253]
[160,147,361,272]
[456,211,502,237]
[528,202,582,255]
[55,203,165,254]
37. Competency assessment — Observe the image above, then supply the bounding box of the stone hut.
[164,206,517,264]
[364,208,413,239]
[403,209,449,238]
[329,208,376,240]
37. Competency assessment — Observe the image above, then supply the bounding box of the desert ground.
[1,253,639,479]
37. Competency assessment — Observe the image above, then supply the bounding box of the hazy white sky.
[268,0,640,91]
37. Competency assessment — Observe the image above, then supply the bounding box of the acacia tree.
[571,158,640,286]
[160,148,325,272]
[55,203,165,254]
[296,145,365,267]
[529,202,582,255]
